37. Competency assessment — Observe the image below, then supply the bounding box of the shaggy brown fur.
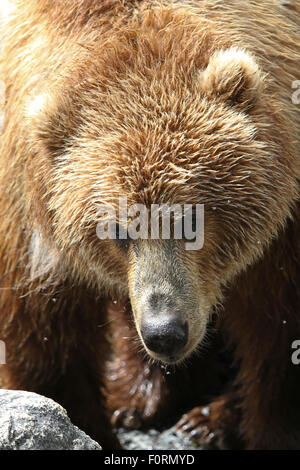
[0,0,300,449]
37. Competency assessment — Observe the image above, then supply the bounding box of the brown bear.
[0,0,300,450]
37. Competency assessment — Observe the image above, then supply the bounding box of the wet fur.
[0,0,300,449]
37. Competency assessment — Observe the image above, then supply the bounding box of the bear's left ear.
[201,47,265,109]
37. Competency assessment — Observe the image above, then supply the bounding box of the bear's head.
[26,9,298,364]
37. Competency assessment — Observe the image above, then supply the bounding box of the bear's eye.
[114,223,130,252]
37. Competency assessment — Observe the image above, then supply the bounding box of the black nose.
[141,317,188,358]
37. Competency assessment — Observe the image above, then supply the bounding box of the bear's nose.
[141,316,188,360]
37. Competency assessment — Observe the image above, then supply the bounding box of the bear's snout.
[141,309,188,362]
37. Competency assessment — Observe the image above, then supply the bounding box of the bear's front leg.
[0,283,120,449]
[222,257,300,450]
[235,330,300,450]
[176,333,300,450]
[176,392,244,449]
[178,319,300,448]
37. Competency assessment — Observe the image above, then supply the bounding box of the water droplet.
[201,406,210,417]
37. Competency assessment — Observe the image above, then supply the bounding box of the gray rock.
[0,389,101,450]
[117,427,204,450]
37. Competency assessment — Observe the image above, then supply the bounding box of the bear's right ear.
[201,47,265,109]
[25,89,76,159]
